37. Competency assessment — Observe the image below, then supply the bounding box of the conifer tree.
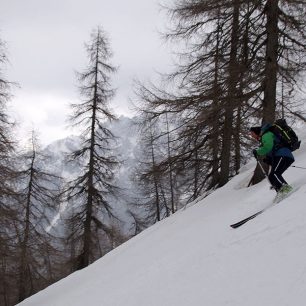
[64,27,119,270]
[15,132,62,303]
[133,119,170,223]
[0,35,18,306]
[137,0,306,193]
[136,0,254,190]
[262,0,306,121]
[0,37,15,198]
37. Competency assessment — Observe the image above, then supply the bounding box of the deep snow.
[18,130,306,306]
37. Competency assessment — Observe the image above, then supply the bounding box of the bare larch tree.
[64,27,119,270]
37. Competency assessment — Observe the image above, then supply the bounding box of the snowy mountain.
[42,116,139,237]
[18,128,306,306]
[43,116,138,183]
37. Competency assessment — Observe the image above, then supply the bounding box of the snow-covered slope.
[18,130,306,306]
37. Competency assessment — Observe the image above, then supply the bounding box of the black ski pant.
[268,156,294,192]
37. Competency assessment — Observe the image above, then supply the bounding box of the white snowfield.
[19,130,306,306]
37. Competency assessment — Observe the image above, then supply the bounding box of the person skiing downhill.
[250,124,294,201]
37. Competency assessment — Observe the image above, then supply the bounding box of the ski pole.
[291,165,306,170]
[257,159,274,190]
[257,159,268,177]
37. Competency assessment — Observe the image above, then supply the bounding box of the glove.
[252,149,258,159]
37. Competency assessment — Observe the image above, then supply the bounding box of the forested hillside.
[1,1,306,305]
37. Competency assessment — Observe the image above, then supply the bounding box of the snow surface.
[18,130,306,306]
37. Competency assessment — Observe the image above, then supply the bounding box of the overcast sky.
[0,0,174,145]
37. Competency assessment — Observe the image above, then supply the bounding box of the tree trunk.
[79,39,100,269]
[234,107,242,174]
[150,135,161,221]
[250,0,279,186]
[263,0,279,123]
[1,258,8,306]
[219,1,240,186]
[165,113,175,213]
[210,9,222,189]
[18,152,35,302]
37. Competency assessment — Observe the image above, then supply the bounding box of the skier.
[250,124,294,200]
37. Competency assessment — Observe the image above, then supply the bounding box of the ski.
[231,186,297,228]
[230,209,265,228]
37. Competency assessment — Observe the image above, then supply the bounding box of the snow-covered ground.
[18,130,306,306]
